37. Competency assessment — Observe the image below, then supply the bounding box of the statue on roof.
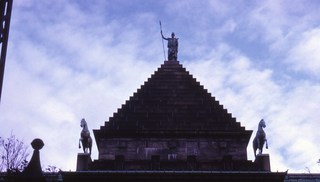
[253,119,268,157]
[161,31,179,61]
[79,118,92,154]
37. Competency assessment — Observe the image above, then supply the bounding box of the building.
[2,59,320,181]
[66,60,286,181]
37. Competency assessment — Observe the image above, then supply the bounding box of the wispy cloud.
[287,28,320,77]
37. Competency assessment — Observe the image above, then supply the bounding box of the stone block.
[76,153,92,171]
[254,154,271,171]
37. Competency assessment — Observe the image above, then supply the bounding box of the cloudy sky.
[1,0,320,172]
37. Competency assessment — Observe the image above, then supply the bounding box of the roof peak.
[94,60,250,138]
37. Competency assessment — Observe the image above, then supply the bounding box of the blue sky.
[1,0,320,172]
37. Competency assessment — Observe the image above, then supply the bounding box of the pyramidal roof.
[94,60,251,139]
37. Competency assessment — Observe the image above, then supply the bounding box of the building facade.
[72,60,286,181]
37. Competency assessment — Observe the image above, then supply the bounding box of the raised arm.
[161,30,168,40]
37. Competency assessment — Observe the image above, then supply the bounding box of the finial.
[31,138,44,150]
[18,138,46,182]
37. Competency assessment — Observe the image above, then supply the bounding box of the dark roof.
[94,60,251,139]
[285,173,320,181]
[61,171,287,182]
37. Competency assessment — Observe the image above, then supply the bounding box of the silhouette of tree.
[0,133,29,172]
[44,165,60,173]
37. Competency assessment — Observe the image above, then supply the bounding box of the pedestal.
[76,153,92,171]
[254,154,271,171]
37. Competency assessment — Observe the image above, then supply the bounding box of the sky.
[1,0,320,173]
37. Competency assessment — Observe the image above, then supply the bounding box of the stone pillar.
[18,138,46,182]
[76,153,92,171]
[254,154,271,171]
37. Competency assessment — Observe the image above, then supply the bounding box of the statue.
[253,119,268,157]
[161,31,178,61]
[79,118,92,154]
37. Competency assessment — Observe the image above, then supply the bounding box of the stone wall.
[98,137,248,162]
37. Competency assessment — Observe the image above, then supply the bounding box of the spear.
[159,21,166,60]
